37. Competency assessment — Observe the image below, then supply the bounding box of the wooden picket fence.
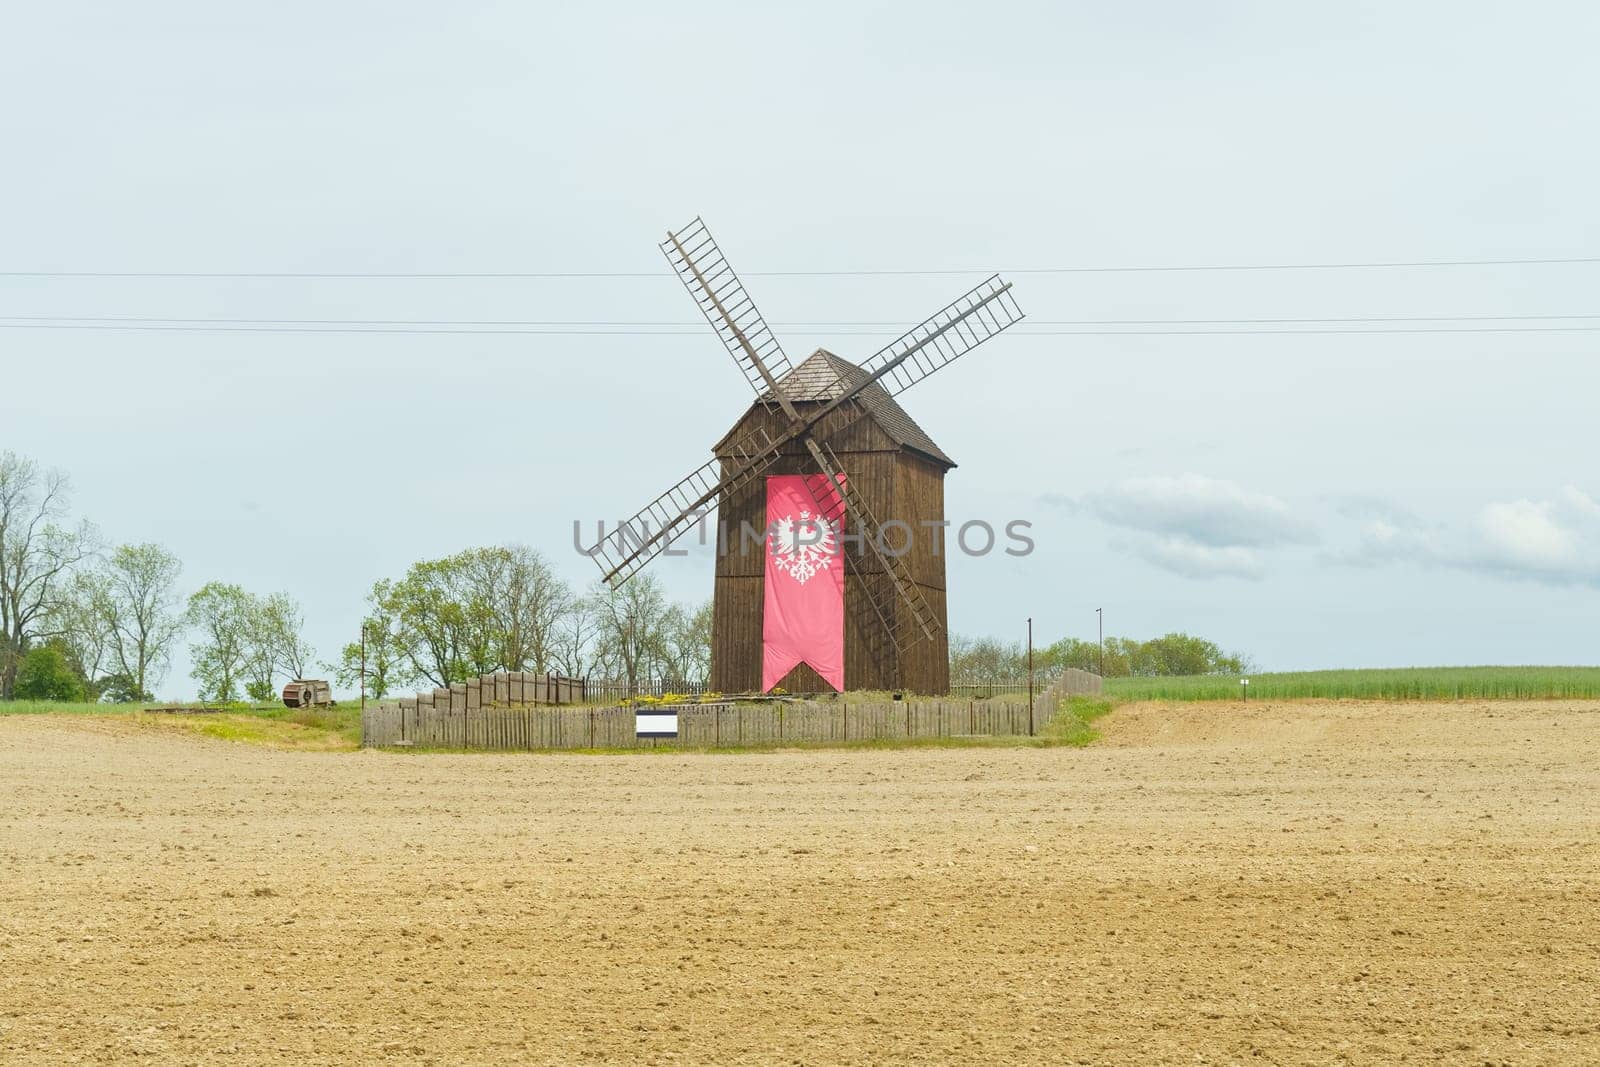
[361,697,1039,751]
[396,671,586,716]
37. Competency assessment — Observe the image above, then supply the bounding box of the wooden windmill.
[588,218,1024,694]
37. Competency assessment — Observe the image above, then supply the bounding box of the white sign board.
[635,711,678,739]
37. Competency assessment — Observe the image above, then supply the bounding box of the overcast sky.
[3,2,1596,697]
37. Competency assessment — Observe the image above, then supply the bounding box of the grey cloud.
[1328,494,1420,524]
[1117,535,1268,581]
[1083,475,1317,549]
[1079,475,1313,580]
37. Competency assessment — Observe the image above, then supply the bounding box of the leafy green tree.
[381,555,491,687]
[93,543,182,700]
[185,582,251,702]
[0,451,98,698]
[48,570,116,698]
[265,592,315,680]
[961,630,1252,680]
[14,644,86,701]
[373,546,575,689]
[1037,637,1102,675]
[242,591,314,701]
[949,634,1026,680]
[1100,637,1139,678]
[1129,633,1219,676]
[332,589,413,700]
[99,672,153,704]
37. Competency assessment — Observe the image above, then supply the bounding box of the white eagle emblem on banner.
[770,511,840,585]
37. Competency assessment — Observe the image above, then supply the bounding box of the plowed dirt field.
[2,701,1597,1064]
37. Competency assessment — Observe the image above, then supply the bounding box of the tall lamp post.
[1095,607,1103,676]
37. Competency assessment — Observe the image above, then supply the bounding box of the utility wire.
[4,322,1599,337]
[2,313,1600,328]
[1,255,1598,280]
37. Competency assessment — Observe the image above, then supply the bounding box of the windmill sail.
[801,440,941,651]
[595,220,1025,624]
[590,423,786,586]
[661,217,796,400]
[791,275,1024,404]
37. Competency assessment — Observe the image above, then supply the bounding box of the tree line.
[1,452,713,703]
[4,448,1254,703]
[336,546,711,699]
[950,631,1254,680]
[0,451,319,702]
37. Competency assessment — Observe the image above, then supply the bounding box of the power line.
[1,255,1598,280]
[3,312,1600,328]
[3,321,1599,337]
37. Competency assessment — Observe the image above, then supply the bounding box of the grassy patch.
[231,704,363,744]
[0,699,137,716]
[166,714,353,750]
[1103,666,1600,702]
[0,698,363,750]
[1039,696,1115,746]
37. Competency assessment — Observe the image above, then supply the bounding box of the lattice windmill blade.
[661,217,797,400]
[804,439,941,649]
[790,275,1024,405]
[589,422,788,587]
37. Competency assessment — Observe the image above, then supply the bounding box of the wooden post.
[1027,617,1035,736]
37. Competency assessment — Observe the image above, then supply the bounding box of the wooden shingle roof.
[753,349,955,468]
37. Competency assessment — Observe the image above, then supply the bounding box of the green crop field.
[1103,666,1600,702]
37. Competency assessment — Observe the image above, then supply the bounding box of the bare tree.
[591,574,670,692]
[659,599,712,685]
[0,452,97,698]
[550,591,614,680]
[51,570,116,695]
[463,545,572,674]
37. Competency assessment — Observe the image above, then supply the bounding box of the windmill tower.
[588,218,1023,694]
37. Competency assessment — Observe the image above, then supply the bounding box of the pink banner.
[762,474,846,692]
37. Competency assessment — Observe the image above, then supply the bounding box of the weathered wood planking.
[361,698,1037,751]
[710,384,954,696]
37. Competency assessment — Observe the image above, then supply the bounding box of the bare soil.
[1,700,1597,1065]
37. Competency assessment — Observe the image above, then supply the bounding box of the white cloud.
[1474,487,1600,585]
[1331,486,1600,588]
[1078,475,1314,580]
